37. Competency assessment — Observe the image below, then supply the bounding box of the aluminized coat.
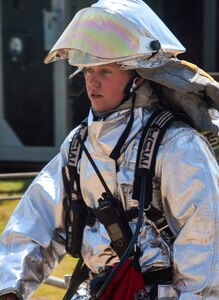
[0,82,218,300]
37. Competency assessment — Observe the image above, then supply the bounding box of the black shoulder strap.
[64,119,88,255]
[133,110,175,243]
[68,119,88,170]
[63,120,89,300]
[133,110,174,202]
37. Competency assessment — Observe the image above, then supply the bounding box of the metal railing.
[0,172,39,201]
[0,172,39,180]
[0,195,22,201]
[46,276,67,289]
[0,171,68,290]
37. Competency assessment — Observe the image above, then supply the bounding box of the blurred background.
[0,0,218,172]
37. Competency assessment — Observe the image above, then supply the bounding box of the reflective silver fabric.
[137,59,219,135]
[0,86,219,299]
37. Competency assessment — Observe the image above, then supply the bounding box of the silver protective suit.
[0,82,219,300]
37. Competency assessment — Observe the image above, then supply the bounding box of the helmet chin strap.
[109,76,144,162]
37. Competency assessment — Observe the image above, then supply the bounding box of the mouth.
[90,92,103,99]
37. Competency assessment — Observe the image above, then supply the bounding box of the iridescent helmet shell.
[44,0,185,69]
[44,0,219,137]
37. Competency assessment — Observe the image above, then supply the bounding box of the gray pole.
[203,0,217,71]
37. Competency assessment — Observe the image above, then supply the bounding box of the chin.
[94,107,110,113]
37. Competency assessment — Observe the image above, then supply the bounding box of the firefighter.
[0,0,219,299]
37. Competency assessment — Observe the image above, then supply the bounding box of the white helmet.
[44,0,219,135]
[44,0,185,69]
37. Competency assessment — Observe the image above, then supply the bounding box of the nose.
[87,72,101,88]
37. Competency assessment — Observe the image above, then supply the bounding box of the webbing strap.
[109,93,136,162]
[133,110,174,206]
[63,123,89,300]
[67,120,88,198]
[63,257,89,300]
[133,110,175,244]
[68,121,88,169]
[135,110,174,177]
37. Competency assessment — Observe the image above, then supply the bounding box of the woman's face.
[84,63,135,112]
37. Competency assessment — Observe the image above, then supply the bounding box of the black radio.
[95,193,133,258]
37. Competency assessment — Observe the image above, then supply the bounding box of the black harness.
[63,109,177,300]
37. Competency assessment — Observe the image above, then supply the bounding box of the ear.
[130,76,145,93]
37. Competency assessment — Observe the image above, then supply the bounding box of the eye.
[84,68,93,75]
[101,68,112,75]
